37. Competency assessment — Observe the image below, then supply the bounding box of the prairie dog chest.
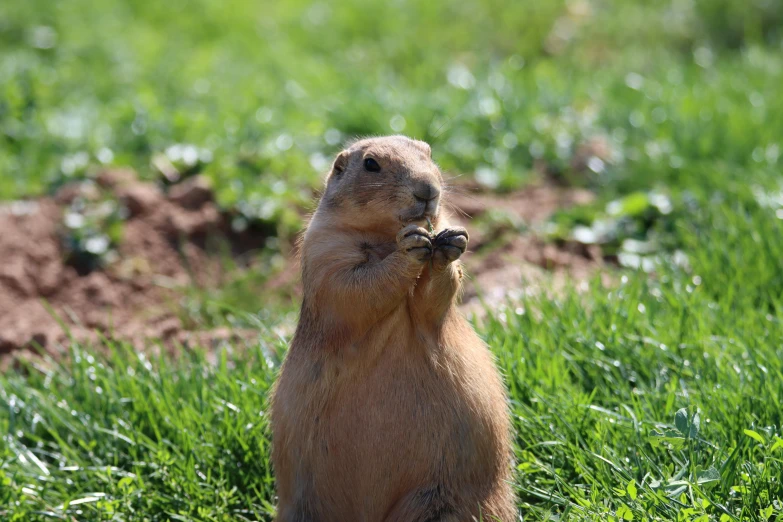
[358,238,396,263]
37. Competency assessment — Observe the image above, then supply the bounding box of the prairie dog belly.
[306,315,503,519]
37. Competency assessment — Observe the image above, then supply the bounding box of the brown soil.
[445,184,604,316]
[0,171,265,367]
[0,174,605,366]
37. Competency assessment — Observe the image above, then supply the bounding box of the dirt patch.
[0,175,605,366]
[446,183,594,236]
[445,183,605,315]
[0,171,265,366]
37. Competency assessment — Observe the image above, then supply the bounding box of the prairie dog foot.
[397,224,433,263]
[432,227,468,269]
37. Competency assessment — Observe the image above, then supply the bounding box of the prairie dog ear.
[330,150,350,176]
[413,140,431,157]
[324,150,350,188]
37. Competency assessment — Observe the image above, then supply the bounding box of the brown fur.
[270,136,516,522]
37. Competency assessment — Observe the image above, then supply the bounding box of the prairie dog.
[271,135,516,521]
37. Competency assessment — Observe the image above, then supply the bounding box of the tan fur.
[270,136,516,522]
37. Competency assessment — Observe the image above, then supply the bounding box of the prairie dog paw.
[397,224,432,263]
[432,227,469,268]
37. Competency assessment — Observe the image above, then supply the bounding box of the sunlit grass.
[1,342,282,521]
[2,196,783,520]
[3,0,783,520]
[2,0,782,222]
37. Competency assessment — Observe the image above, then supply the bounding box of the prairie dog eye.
[364,158,381,172]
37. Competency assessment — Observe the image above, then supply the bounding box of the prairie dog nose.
[413,182,440,202]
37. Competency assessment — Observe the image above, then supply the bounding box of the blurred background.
[4,2,783,519]
[1,0,782,354]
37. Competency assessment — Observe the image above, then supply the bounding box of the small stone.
[152,316,181,339]
[85,310,109,329]
[0,257,36,296]
[30,332,48,349]
[34,261,64,296]
[0,334,17,354]
[96,168,138,189]
[81,272,118,307]
[168,175,213,210]
[118,182,163,217]
[54,181,100,204]
[165,203,221,236]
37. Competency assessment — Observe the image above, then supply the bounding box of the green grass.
[3,0,783,519]
[2,0,782,214]
[2,197,783,521]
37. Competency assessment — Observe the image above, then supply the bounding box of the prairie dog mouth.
[403,208,437,223]
[399,193,439,231]
[403,214,438,235]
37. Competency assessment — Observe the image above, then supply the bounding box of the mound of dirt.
[445,183,605,315]
[0,171,264,365]
[0,173,605,366]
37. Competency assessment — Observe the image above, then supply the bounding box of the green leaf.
[649,429,686,449]
[744,429,766,445]
[679,506,696,519]
[617,504,634,521]
[627,479,638,500]
[732,485,749,495]
[761,505,774,520]
[696,467,720,486]
[689,411,700,438]
[612,192,650,218]
[675,408,690,436]
[106,219,125,244]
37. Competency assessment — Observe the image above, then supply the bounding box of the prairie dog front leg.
[410,227,469,327]
[397,224,434,263]
[305,226,431,337]
[431,227,468,270]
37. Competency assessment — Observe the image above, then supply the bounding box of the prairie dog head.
[320,135,443,235]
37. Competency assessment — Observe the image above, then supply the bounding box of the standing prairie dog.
[270,135,516,521]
